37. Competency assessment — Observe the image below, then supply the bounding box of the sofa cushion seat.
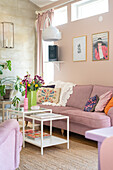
[60,109,111,129]
[37,104,76,114]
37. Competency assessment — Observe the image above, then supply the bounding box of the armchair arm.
[0,119,20,145]
[108,107,113,126]
[0,119,23,169]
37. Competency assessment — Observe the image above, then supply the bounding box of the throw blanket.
[42,81,76,107]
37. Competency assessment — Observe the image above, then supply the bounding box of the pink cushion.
[95,91,112,112]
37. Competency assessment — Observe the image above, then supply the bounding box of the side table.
[85,127,113,170]
[0,100,12,122]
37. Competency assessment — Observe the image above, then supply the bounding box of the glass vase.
[27,91,37,109]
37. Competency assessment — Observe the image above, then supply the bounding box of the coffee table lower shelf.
[25,135,68,148]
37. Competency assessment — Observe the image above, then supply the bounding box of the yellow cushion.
[104,97,113,115]
[37,87,61,104]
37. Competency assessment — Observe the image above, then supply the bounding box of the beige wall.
[44,0,113,86]
[0,0,40,79]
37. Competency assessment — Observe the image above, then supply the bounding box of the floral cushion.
[84,95,99,112]
[37,87,61,104]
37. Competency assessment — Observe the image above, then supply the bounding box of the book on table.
[24,129,50,140]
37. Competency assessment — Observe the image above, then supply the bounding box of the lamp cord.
[43,17,51,31]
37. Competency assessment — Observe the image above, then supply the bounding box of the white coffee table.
[25,113,69,155]
[6,107,52,147]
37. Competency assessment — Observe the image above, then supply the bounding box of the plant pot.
[3,89,12,100]
[27,91,37,109]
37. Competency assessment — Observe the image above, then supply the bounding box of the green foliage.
[0,60,11,74]
[15,76,25,96]
[12,96,20,107]
[0,85,6,96]
[0,65,4,74]
[6,60,11,71]
[0,60,12,97]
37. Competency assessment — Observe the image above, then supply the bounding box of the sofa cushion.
[66,85,93,109]
[84,95,99,112]
[42,85,55,88]
[104,97,113,115]
[91,85,113,97]
[60,109,111,128]
[37,104,76,114]
[37,87,61,104]
[95,91,112,112]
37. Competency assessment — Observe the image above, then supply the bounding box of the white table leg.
[6,110,8,120]
[2,103,4,122]
[33,119,35,130]
[9,112,11,119]
[41,120,43,155]
[67,117,69,149]
[23,113,25,148]
[50,120,52,136]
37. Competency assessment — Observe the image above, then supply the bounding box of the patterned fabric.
[37,88,61,104]
[84,95,99,112]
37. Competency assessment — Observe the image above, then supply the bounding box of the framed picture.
[73,35,87,62]
[92,31,109,61]
[1,22,14,48]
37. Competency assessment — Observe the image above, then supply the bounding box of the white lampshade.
[42,17,62,41]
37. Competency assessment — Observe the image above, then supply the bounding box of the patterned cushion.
[84,95,99,112]
[37,88,61,104]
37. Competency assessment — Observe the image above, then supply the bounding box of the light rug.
[20,139,98,170]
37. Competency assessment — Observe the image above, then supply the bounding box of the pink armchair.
[100,136,113,170]
[0,119,23,170]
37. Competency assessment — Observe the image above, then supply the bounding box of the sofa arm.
[0,119,23,169]
[108,107,113,126]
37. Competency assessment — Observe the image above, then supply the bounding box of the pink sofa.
[0,119,23,170]
[38,85,113,135]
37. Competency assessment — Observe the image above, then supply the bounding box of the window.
[53,6,68,26]
[43,41,54,84]
[71,0,109,21]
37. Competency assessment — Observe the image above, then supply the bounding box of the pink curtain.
[36,9,54,76]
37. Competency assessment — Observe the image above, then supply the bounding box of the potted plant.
[0,60,15,100]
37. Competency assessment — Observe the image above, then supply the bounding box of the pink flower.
[28,77,32,84]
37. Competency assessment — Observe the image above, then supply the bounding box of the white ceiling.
[29,0,60,8]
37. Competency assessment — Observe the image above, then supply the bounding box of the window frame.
[71,0,109,22]
[53,6,68,26]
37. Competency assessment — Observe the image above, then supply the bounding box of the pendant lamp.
[42,17,61,41]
